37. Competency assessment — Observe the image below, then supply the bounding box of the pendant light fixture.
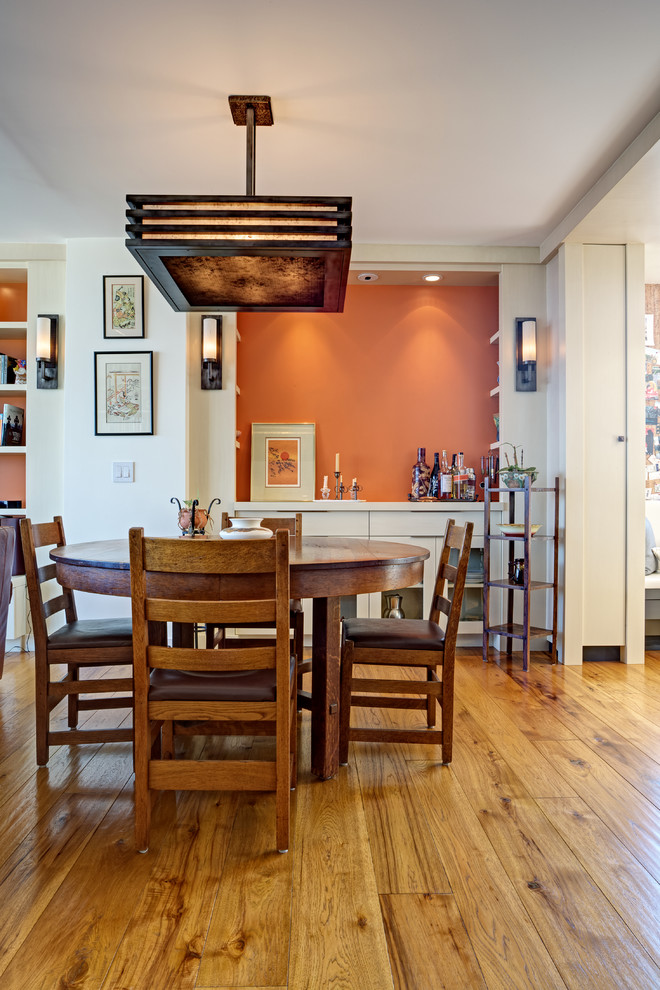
[126,95,352,313]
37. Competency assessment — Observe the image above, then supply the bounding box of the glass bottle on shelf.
[429,452,440,498]
[453,451,468,500]
[447,453,457,500]
[411,447,430,499]
[466,467,476,501]
[440,450,452,500]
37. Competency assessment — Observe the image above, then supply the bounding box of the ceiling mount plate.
[228,95,273,126]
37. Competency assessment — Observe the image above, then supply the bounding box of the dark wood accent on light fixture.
[126,194,352,312]
[228,95,274,126]
[126,95,352,312]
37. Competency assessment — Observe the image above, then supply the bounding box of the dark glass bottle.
[411,447,430,499]
[429,452,440,498]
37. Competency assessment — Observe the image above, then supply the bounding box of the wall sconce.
[515,317,537,392]
[201,315,222,390]
[36,314,58,389]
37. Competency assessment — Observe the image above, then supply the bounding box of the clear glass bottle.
[440,450,452,500]
[453,451,468,500]
[428,452,440,498]
[447,453,457,500]
[411,447,430,499]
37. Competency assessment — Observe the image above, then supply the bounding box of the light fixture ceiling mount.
[126,95,352,313]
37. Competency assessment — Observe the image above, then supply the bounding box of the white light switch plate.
[112,461,134,483]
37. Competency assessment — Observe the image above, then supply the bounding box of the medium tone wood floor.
[1,646,660,989]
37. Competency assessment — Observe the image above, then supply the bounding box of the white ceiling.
[2,0,660,277]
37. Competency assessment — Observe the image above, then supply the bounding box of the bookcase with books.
[0,271,27,516]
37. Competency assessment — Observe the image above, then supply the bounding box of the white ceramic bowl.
[219,517,273,540]
[497,522,541,537]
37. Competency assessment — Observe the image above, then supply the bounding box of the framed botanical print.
[103,275,145,338]
[94,351,153,436]
[250,423,315,501]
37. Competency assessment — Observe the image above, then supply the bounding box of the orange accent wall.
[236,284,498,502]
[0,283,27,322]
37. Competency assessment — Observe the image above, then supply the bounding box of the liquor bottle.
[447,453,457,500]
[411,447,431,499]
[440,450,452,501]
[428,452,440,498]
[453,451,468,500]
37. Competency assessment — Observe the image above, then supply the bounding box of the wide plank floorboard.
[1,647,660,988]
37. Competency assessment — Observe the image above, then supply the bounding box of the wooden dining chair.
[0,526,15,678]
[217,512,308,707]
[339,518,473,765]
[20,516,133,765]
[129,527,297,854]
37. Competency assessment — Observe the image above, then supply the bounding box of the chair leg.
[426,666,436,728]
[338,640,354,765]
[134,706,151,852]
[35,656,50,766]
[67,666,80,728]
[441,663,454,765]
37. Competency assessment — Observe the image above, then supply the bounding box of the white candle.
[323,475,328,487]
[335,453,340,472]
[352,477,357,487]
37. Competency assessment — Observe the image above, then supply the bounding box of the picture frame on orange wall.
[250,422,315,501]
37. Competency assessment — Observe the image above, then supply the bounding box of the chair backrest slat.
[146,598,276,625]
[148,644,277,671]
[429,519,474,653]
[20,516,78,652]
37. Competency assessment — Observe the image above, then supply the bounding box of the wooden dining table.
[50,535,429,778]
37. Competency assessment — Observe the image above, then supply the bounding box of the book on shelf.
[1,403,24,446]
[0,353,23,385]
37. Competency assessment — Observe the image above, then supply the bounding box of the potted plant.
[498,444,537,488]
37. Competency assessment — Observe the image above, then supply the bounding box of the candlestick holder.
[334,471,346,500]
[347,481,363,500]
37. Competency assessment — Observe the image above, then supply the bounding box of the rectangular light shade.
[515,317,537,392]
[125,194,352,313]
[520,320,536,363]
[36,315,56,361]
[202,317,219,361]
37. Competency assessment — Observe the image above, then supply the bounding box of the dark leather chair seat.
[342,617,445,651]
[150,656,295,702]
[48,617,133,650]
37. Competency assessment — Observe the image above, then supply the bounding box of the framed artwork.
[103,275,145,338]
[94,351,153,436]
[250,423,315,501]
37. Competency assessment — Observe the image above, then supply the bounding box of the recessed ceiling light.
[423,274,443,282]
[357,272,379,282]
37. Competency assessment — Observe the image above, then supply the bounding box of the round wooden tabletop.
[50,535,430,600]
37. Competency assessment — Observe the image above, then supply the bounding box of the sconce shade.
[36,314,58,389]
[125,194,352,313]
[515,317,537,392]
[201,315,222,390]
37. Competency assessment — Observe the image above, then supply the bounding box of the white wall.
[498,263,550,644]
[63,238,187,617]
